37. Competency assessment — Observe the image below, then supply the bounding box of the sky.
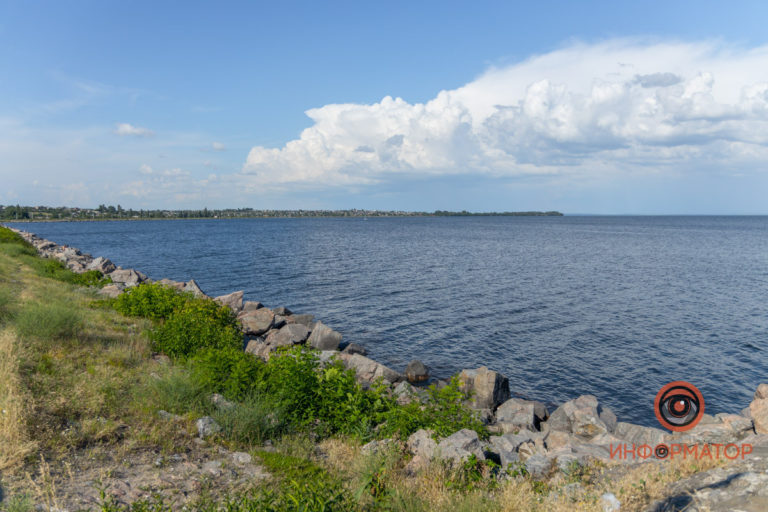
[2,1,768,214]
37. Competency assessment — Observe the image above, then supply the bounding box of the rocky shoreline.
[7,225,768,510]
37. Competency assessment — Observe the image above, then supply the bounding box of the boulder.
[488,432,536,468]
[86,256,116,274]
[407,429,437,460]
[307,321,342,351]
[157,278,186,291]
[196,416,221,439]
[108,268,145,286]
[613,422,667,447]
[272,315,287,329]
[546,395,612,440]
[210,393,235,410]
[339,353,402,384]
[214,290,244,313]
[240,308,275,336]
[524,454,551,479]
[286,313,315,327]
[436,429,485,463]
[98,284,123,298]
[342,343,367,356]
[405,360,429,383]
[393,381,418,405]
[496,398,549,432]
[245,339,273,360]
[268,323,311,347]
[361,438,397,456]
[242,301,264,313]
[457,366,510,410]
[750,383,768,434]
[273,306,292,316]
[183,279,206,297]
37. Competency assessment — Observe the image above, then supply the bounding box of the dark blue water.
[8,216,768,426]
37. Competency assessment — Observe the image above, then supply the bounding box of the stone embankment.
[9,226,768,510]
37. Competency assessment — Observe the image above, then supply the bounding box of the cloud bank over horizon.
[242,40,768,190]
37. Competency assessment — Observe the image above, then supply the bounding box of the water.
[8,216,768,426]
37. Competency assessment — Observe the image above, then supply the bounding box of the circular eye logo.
[654,381,705,432]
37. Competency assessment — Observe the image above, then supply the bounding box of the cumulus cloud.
[114,123,154,137]
[243,40,768,188]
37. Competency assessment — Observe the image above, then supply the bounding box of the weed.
[15,302,83,340]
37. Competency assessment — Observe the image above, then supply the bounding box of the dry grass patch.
[0,328,36,469]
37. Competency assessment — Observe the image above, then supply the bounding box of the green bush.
[191,346,264,401]
[15,302,83,340]
[114,283,189,320]
[379,377,488,440]
[255,347,390,437]
[151,299,241,358]
[0,226,32,246]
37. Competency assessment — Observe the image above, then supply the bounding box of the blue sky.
[2,1,768,213]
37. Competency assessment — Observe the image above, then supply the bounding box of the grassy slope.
[0,228,722,512]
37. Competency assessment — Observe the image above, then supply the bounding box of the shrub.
[379,376,488,440]
[114,283,188,320]
[151,299,241,358]
[15,302,83,340]
[191,346,264,401]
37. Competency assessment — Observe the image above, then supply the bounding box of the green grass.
[15,301,83,340]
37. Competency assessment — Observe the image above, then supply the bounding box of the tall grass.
[0,329,36,469]
[15,302,84,340]
[0,286,14,324]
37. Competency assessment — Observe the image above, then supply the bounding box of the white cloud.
[137,164,189,177]
[211,141,226,151]
[243,40,768,188]
[114,123,154,137]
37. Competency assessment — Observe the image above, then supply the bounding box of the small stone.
[524,454,551,479]
[231,452,252,465]
[600,492,621,512]
[202,460,223,477]
[405,360,429,383]
[196,416,221,439]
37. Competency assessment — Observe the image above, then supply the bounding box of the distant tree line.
[0,204,562,221]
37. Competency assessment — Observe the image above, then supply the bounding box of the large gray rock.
[407,429,437,459]
[240,308,275,336]
[457,366,510,410]
[273,306,292,316]
[98,284,123,298]
[488,432,537,468]
[157,278,186,291]
[339,353,402,384]
[241,301,264,313]
[183,279,206,297]
[307,321,342,351]
[496,398,549,431]
[214,290,244,313]
[267,323,311,347]
[750,383,768,434]
[524,454,551,479]
[286,313,315,327]
[108,268,145,286]
[393,381,418,405]
[614,421,667,447]
[86,256,116,274]
[405,360,429,383]
[245,339,273,360]
[546,395,612,440]
[436,429,485,463]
